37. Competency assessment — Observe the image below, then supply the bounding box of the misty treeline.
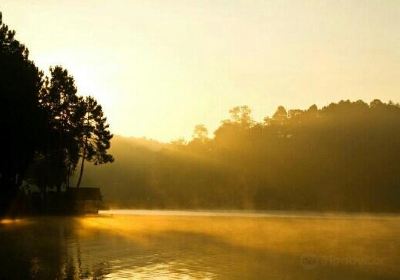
[83,100,400,212]
[0,13,113,213]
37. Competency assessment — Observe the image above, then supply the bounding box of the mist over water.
[1,211,399,279]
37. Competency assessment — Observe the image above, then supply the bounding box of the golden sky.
[1,0,399,141]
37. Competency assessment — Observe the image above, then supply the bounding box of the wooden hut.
[66,187,103,214]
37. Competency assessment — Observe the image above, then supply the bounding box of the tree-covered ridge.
[0,12,113,214]
[83,100,400,212]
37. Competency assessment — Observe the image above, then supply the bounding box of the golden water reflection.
[1,211,399,279]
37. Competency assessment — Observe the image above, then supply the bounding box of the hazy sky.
[1,0,399,141]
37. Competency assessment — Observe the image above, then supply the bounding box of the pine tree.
[75,96,114,188]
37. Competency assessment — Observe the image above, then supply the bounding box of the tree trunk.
[77,109,89,189]
[76,147,86,189]
[66,165,71,190]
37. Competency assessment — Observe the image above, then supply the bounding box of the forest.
[82,100,400,212]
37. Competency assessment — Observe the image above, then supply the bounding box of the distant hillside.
[81,100,400,212]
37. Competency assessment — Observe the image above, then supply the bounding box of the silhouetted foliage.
[75,96,114,188]
[35,66,81,192]
[0,12,44,212]
[36,67,113,191]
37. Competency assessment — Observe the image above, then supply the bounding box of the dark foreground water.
[0,210,399,279]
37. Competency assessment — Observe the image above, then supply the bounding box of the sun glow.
[1,0,400,141]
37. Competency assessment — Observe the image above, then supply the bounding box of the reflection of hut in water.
[66,187,103,214]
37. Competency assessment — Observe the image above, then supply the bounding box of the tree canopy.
[0,12,43,192]
[0,13,113,213]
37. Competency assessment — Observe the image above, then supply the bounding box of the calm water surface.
[0,210,399,279]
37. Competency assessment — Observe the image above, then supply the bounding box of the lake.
[0,210,399,279]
